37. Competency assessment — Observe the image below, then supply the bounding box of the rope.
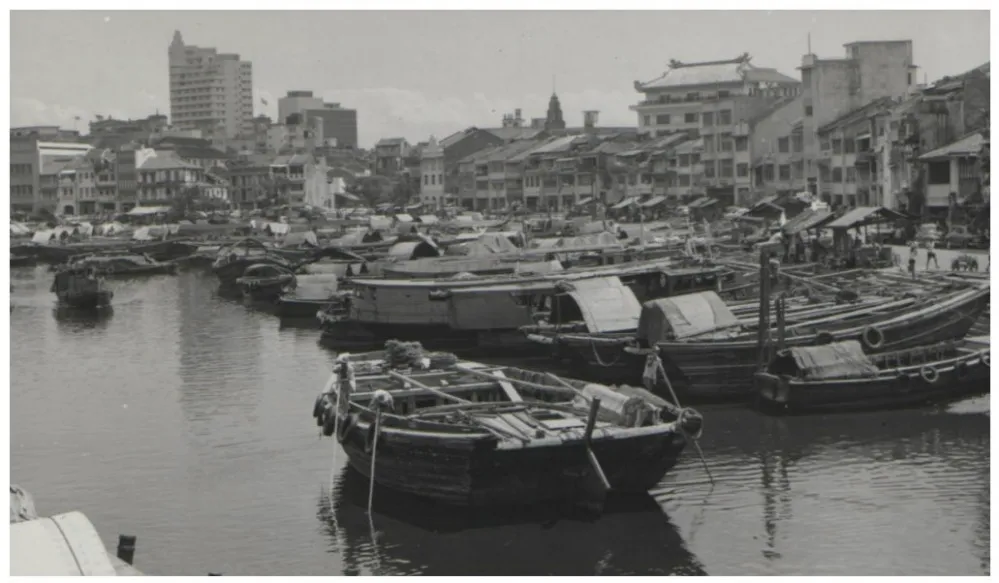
[368,408,383,515]
[589,337,623,367]
[652,353,714,484]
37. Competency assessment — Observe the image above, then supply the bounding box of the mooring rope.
[652,353,714,484]
[368,407,383,515]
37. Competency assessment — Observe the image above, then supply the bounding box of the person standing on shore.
[908,240,919,279]
[925,239,939,270]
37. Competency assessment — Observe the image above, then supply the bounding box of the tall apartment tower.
[168,31,253,140]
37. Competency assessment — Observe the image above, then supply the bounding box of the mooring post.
[116,534,136,566]
[756,248,771,370]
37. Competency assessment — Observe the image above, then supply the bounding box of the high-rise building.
[168,31,253,141]
[277,91,359,149]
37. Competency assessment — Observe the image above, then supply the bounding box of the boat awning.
[637,291,740,342]
[611,197,638,210]
[639,196,666,208]
[126,205,171,216]
[574,197,594,207]
[562,276,642,333]
[826,206,912,229]
[688,197,718,209]
[11,512,118,576]
[770,340,879,380]
[394,214,414,222]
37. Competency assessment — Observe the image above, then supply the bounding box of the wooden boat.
[212,238,299,287]
[236,263,297,302]
[128,240,198,262]
[754,337,991,413]
[310,341,703,510]
[64,253,177,277]
[275,295,335,320]
[317,260,729,353]
[10,255,36,267]
[642,282,990,400]
[50,267,113,310]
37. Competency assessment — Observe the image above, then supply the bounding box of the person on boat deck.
[925,239,939,270]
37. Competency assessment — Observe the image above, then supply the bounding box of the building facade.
[168,30,253,140]
[632,54,801,205]
[10,128,92,213]
[277,90,359,149]
[419,136,446,208]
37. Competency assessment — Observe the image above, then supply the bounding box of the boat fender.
[337,412,355,442]
[956,361,970,380]
[363,390,395,452]
[677,408,704,440]
[981,352,990,367]
[312,394,326,419]
[814,332,835,346]
[322,410,337,437]
[861,326,885,351]
[920,365,939,384]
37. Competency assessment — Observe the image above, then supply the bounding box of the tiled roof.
[487,139,543,162]
[530,135,583,155]
[919,131,985,160]
[138,151,199,171]
[636,57,796,91]
[484,127,547,142]
[743,67,800,85]
[506,139,552,162]
[818,96,897,134]
[271,153,313,166]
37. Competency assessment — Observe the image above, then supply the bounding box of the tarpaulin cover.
[564,277,642,333]
[776,340,880,380]
[637,291,740,342]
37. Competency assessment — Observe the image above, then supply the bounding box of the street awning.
[782,209,835,234]
[826,206,912,229]
[126,205,171,216]
[611,197,638,210]
[640,196,666,208]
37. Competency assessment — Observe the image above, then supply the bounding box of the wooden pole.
[756,248,771,370]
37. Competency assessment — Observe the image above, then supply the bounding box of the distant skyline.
[10,10,991,147]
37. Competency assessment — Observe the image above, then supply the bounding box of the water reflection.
[318,467,707,576]
[52,306,115,332]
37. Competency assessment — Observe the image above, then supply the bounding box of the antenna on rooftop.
[807,33,812,55]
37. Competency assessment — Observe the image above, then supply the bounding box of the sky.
[9,10,991,148]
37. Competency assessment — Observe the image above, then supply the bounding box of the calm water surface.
[9,267,990,576]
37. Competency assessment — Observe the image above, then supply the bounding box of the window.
[643,115,651,126]
[720,134,733,152]
[718,110,732,125]
[678,174,691,187]
[424,175,429,185]
[820,137,831,152]
[819,166,830,182]
[701,112,714,127]
[764,164,775,182]
[845,167,856,183]
[431,175,436,185]
[832,168,843,182]
[844,139,856,154]
[691,153,700,164]
[792,134,803,153]
[735,137,749,152]
[778,137,789,153]
[831,139,843,154]
[779,164,791,181]
[656,114,670,125]
[737,163,749,177]
[719,159,734,178]
[793,161,804,179]
[805,105,813,117]
[678,154,690,167]
[907,72,913,85]
[703,161,716,178]
[703,137,715,153]
[684,112,697,123]
[717,90,730,98]
[686,92,700,101]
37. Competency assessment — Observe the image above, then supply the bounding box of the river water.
[9,266,990,576]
